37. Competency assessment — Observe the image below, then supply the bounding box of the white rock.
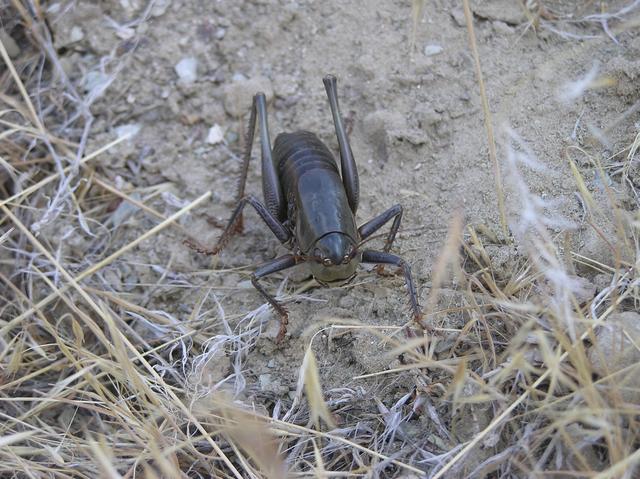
[83,71,111,94]
[70,26,84,43]
[115,26,135,40]
[115,123,141,140]
[119,0,140,12]
[174,57,198,84]
[150,0,171,17]
[47,3,62,14]
[206,124,224,145]
[424,44,443,56]
[259,374,273,391]
[0,29,20,58]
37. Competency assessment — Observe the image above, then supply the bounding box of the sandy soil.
[5,0,639,476]
[55,1,635,371]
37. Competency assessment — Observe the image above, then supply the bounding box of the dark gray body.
[273,131,360,283]
[273,131,358,253]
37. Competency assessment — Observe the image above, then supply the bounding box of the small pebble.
[174,57,198,84]
[492,20,515,35]
[69,26,84,43]
[0,29,20,58]
[83,71,110,94]
[119,0,139,13]
[450,8,466,27]
[110,197,140,227]
[103,268,122,289]
[262,315,282,340]
[225,130,239,144]
[259,374,273,391]
[424,44,443,56]
[115,27,135,40]
[47,3,61,14]
[114,123,141,140]
[150,0,171,17]
[206,124,224,145]
[123,273,139,292]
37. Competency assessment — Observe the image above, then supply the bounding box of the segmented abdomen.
[273,130,339,197]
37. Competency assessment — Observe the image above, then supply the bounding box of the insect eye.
[323,258,332,266]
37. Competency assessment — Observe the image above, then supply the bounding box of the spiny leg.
[235,93,257,204]
[323,74,359,214]
[361,250,425,330]
[255,93,286,222]
[185,195,290,255]
[359,204,403,252]
[233,92,257,233]
[251,254,301,342]
[359,204,403,275]
[233,92,285,234]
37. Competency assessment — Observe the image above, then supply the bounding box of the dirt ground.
[59,0,637,388]
[3,0,640,476]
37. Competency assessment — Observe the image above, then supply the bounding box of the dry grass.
[1,1,640,478]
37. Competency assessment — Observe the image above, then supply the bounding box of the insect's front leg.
[358,204,403,276]
[361,250,425,330]
[359,204,403,251]
[251,254,302,342]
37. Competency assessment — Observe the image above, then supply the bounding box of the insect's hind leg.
[234,92,286,233]
[185,195,291,255]
[323,75,359,214]
[251,254,301,342]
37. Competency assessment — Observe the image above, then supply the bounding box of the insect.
[189,75,423,341]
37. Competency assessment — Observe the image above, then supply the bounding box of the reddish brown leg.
[251,254,300,342]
